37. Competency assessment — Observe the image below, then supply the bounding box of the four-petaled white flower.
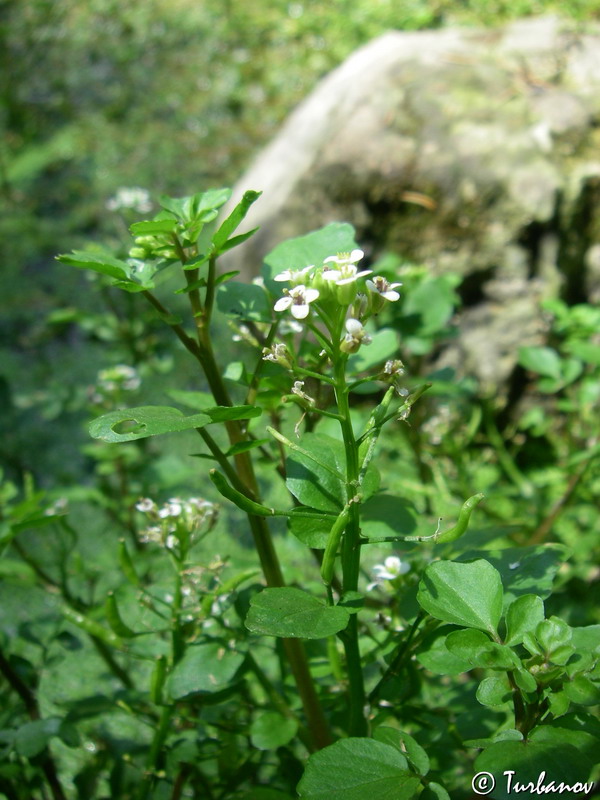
[324,249,365,267]
[367,556,410,590]
[322,250,372,286]
[273,265,314,284]
[366,276,402,302]
[274,285,319,319]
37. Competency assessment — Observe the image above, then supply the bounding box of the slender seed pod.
[61,605,123,648]
[320,506,351,586]
[118,539,141,587]
[150,655,168,705]
[434,493,485,543]
[105,592,138,638]
[209,469,275,516]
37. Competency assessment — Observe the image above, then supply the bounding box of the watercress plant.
[1,186,597,799]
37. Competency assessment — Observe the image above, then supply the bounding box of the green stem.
[0,647,68,800]
[333,351,367,736]
[185,276,331,750]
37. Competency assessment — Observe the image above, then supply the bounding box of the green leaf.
[418,783,451,800]
[167,641,245,699]
[226,439,269,456]
[401,276,459,337]
[529,713,600,763]
[211,190,261,252]
[445,629,520,670]
[217,281,272,321]
[57,250,131,281]
[165,396,262,423]
[476,675,512,707]
[129,219,177,235]
[536,616,572,649]
[474,741,594,800]
[288,509,336,548]
[159,188,231,222]
[245,588,350,639]
[513,668,537,693]
[297,738,421,800]
[89,406,210,443]
[417,559,503,635]
[263,223,358,286]
[518,346,562,379]
[571,625,600,655]
[564,675,600,706]
[15,718,62,758]
[565,340,600,365]
[285,433,347,513]
[505,594,545,645]
[347,329,399,374]
[416,628,473,675]
[250,711,298,750]
[373,727,430,776]
[360,494,418,539]
[458,544,568,610]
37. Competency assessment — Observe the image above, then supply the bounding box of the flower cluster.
[89,365,141,406]
[271,249,401,339]
[106,187,153,214]
[135,496,217,551]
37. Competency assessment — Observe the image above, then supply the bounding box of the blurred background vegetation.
[1,0,599,486]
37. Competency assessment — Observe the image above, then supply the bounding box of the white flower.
[274,285,319,319]
[291,380,315,404]
[383,359,405,377]
[165,534,177,550]
[367,556,410,590]
[324,249,365,267]
[136,497,156,513]
[273,265,314,284]
[106,187,153,214]
[340,318,372,353]
[159,499,183,518]
[262,342,292,369]
[366,276,402,302]
[322,250,372,287]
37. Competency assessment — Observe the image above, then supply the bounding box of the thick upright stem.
[180,283,330,749]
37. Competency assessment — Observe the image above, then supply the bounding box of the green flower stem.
[293,366,336,385]
[333,349,367,736]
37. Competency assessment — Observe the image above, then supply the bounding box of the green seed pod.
[150,655,168,705]
[320,506,351,586]
[62,605,123,648]
[118,539,140,587]
[105,592,137,638]
[435,493,485,543]
[209,469,275,517]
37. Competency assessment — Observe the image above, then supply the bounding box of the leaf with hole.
[89,406,211,443]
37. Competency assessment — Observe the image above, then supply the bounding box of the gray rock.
[224,16,600,393]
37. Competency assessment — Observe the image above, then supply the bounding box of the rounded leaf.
[297,738,421,800]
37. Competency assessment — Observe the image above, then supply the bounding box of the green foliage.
[3,110,600,795]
